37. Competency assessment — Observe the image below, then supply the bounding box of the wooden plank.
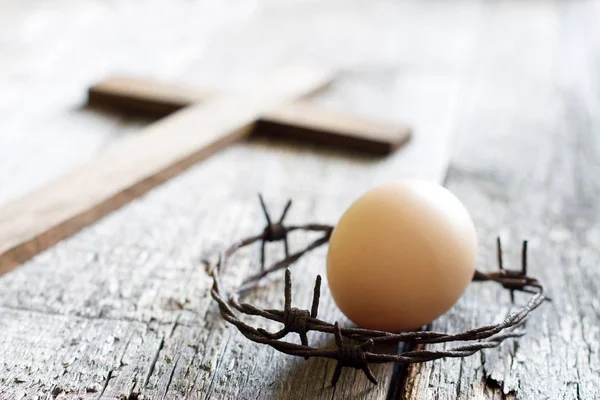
[0,308,163,398]
[0,66,332,276]
[88,76,210,116]
[88,76,412,154]
[402,2,600,399]
[257,101,411,154]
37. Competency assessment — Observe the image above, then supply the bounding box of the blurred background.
[2,1,600,210]
[0,0,516,205]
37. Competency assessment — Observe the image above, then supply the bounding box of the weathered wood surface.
[0,0,466,398]
[403,1,600,399]
[1,0,599,399]
[0,139,452,399]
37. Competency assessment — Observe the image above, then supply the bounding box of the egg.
[326,180,477,332]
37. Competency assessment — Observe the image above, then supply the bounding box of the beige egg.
[326,180,477,332]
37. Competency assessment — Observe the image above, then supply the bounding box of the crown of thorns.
[204,196,548,387]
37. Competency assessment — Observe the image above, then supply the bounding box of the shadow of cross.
[88,69,412,155]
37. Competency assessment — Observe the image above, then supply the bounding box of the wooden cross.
[88,71,411,155]
[0,66,410,274]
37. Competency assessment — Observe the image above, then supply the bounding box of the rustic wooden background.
[1,0,599,398]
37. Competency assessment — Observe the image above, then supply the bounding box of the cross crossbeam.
[88,75,411,154]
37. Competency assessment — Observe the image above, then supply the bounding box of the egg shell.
[326,180,477,332]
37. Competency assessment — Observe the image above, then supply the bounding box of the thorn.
[258,194,271,225]
[283,237,290,258]
[284,269,292,311]
[279,199,292,223]
[331,364,343,387]
[311,276,321,318]
[497,237,504,270]
[300,331,309,349]
[334,322,343,348]
[362,366,378,385]
[260,241,266,271]
[522,240,528,276]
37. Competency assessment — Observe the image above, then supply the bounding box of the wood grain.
[88,76,210,116]
[0,308,164,398]
[0,121,455,398]
[0,38,464,398]
[4,0,596,398]
[0,66,332,275]
[0,0,474,397]
[88,75,411,154]
[402,2,600,399]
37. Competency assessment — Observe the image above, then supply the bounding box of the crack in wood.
[204,332,234,397]
[185,329,216,399]
[162,355,180,399]
[144,336,165,388]
[388,342,417,400]
[98,370,114,398]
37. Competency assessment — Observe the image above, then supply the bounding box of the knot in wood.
[338,344,368,369]
[284,307,310,333]
[263,222,287,242]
